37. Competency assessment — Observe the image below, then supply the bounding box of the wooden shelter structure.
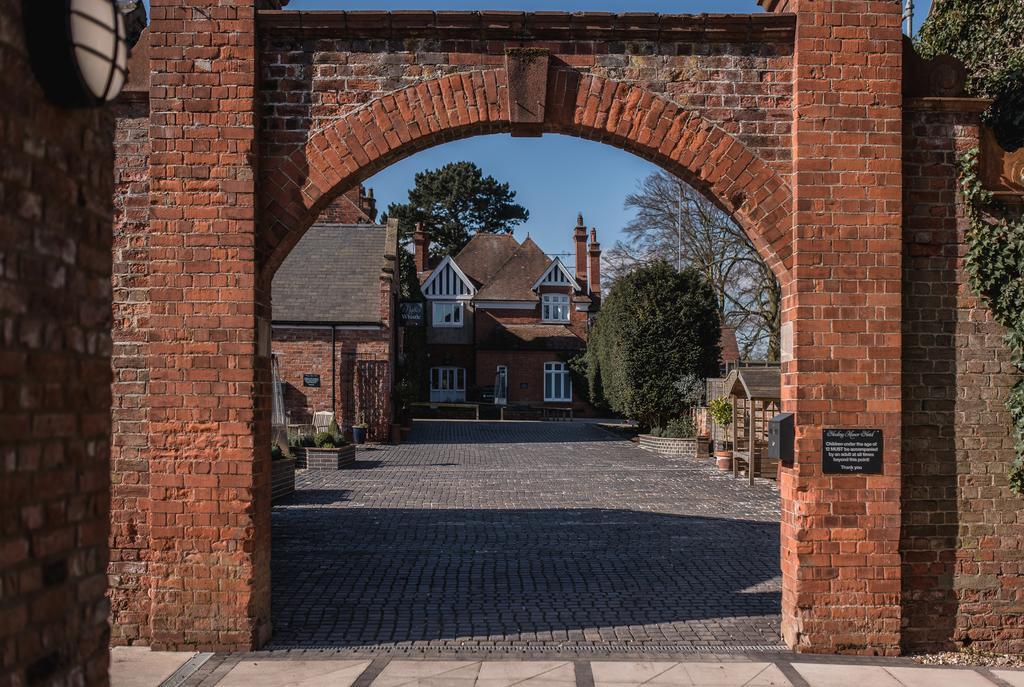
[724,366,782,485]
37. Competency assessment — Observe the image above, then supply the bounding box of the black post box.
[768,412,794,465]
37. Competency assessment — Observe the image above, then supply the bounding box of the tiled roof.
[474,237,551,302]
[452,234,520,286]
[479,323,586,351]
[272,223,396,324]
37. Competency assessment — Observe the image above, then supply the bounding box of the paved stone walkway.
[270,421,782,653]
[113,649,1024,687]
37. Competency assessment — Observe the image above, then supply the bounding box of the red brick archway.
[259,70,793,284]
[103,0,1024,661]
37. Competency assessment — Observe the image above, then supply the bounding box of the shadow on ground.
[269,506,781,649]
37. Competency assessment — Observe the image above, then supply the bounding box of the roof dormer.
[532,258,582,292]
[421,256,476,300]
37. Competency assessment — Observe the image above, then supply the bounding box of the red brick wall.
[779,0,904,655]
[318,184,378,224]
[110,96,152,645]
[901,105,1023,654]
[273,327,393,442]
[257,18,797,278]
[476,351,579,407]
[0,1,114,684]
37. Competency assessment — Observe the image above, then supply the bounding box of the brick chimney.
[574,213,588,290]
[588,228,602,299]
[361,187,378,223]
[413,223,430,273]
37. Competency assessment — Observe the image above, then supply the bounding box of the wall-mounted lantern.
[22,0,129,108]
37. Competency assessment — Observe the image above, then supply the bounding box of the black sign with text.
[822,429,883,475]
[303,374,321,388]
[400,302,425,326]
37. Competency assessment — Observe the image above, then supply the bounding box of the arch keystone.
[505,48,550,137]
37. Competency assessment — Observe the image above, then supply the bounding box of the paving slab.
[369,660,576,687]
[792,663,902,687]
[109,647,197,687]
[993,670,1024,687]
[216,659,370,687]
[591,661,790,686]
[884,665,998,687]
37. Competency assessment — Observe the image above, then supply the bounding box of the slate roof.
[478,323,586,351]
[272,223,396,324]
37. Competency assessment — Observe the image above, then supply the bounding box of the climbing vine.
[959,148,1024,494]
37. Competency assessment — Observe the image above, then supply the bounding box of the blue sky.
[139,0,933,258]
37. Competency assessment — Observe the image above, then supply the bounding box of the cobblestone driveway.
[270,421,782,653]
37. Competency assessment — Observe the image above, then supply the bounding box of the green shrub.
[314,432,338,449]
[663,417,696,439]
[289,433,315,449]
[708,398,733,427]
[582,261,721,431]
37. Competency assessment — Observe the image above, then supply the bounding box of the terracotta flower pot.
[714,450,733,471]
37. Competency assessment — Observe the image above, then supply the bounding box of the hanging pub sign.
[303,374,321,388]
[822,429,883,475]
[400,301,425,326]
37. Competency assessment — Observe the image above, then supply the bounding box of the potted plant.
[352,415,368,445]
[289,420,355,469]
[708,397,734,470]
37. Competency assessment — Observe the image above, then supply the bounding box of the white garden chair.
[312,411,334,434]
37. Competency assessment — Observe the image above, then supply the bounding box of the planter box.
[294,445,356,470]
[638,435,710,460]
[271,457,296,503]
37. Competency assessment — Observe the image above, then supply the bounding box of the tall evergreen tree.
[584,261,721,430]
[382,162,529,256]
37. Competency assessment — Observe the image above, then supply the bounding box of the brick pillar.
[776,0,904,654]
[146,0,270,650]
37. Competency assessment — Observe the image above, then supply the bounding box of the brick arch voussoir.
[547,71,792,283]
[260,69,510,279]
[260,69,792,284]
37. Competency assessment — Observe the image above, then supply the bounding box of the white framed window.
[544,362,572,402]
[541,294,570,322]
[430,367,466,402]
[432,301,464,328]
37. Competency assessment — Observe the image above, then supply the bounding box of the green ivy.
[959,148,1024,494]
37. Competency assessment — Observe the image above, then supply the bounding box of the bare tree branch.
[607,171,781,361]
